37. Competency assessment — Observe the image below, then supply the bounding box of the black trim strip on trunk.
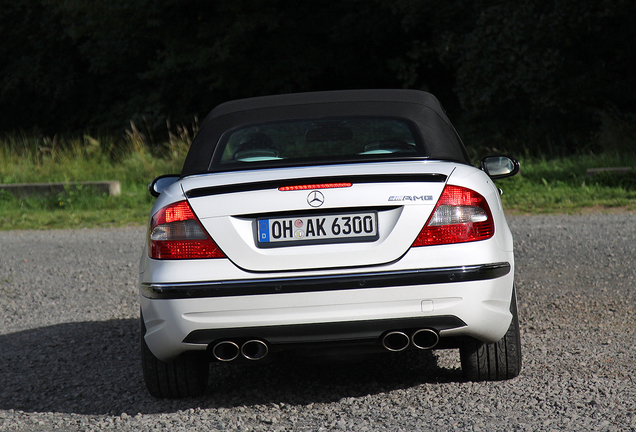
[141,262,510,300]
[185,173,447,198]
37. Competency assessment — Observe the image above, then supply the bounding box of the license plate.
[256,212,378,247]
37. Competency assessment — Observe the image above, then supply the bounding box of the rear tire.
[460,286,522,381]
[140,314,209,398]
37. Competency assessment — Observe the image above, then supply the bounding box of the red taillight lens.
[149,201,225,259]
[412,185,494,247]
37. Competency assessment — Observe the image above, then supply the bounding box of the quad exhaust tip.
[411,328,439,350]
[241,340,269,360]
[213,330,438,361]
[381,329,439,352]
[212,341,240,362]
[382,331,410,352]
[212,340,269,361]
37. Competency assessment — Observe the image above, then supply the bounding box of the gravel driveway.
[1,214,635,431]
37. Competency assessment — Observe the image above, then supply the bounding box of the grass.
[1,131,635,230]
[0,128,187,230]
[497,154,636,214]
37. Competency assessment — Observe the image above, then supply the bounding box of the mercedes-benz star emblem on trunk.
[307,191,324,207]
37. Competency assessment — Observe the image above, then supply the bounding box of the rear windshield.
[211,117,426,170]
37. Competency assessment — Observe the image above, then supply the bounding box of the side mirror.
[480,155,520,179]
[148,174,180,198]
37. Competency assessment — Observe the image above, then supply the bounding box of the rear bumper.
[183,315,467,350]
[140,262,514,362]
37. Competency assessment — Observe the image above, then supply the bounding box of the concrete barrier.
[0,181,121,199]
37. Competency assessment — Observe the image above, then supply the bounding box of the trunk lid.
[183,161,455,271]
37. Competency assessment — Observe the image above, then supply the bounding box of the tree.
[0,0,86,132]
[1,0,634,155]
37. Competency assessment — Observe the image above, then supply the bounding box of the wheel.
[140,314,209,398]
[460,286,522,381]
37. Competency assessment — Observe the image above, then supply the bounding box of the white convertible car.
[139,90,521,398]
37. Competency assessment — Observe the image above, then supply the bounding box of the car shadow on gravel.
[0,319,463,415]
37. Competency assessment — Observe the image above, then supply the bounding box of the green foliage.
[1,0,635,157]
[596,109,636,155]
[0,0,88,132]
[0,130,186,229]
[497,154,636,213]
[0,188,152,230]
[1,132,634,230]
[385,0,636,155]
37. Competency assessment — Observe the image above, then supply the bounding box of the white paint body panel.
[139,160,515,361]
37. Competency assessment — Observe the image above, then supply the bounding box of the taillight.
[149,200,225,259]
[412,185,494,247]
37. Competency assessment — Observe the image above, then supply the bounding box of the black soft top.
[181,89,470,176]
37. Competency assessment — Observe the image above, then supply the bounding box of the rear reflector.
[412,185,494,247]
[149,201,225,259]
[279,183,352,191]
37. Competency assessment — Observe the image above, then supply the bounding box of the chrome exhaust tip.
[411,328,439,350]
[382,331,410,352]
[212,341,240,362]
[241,340,269,360]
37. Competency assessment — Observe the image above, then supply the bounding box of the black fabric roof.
[181,89,470,176]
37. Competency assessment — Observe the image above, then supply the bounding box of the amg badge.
[388,195,433,202]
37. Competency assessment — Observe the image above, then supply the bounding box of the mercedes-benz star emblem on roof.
[307,191,325,207]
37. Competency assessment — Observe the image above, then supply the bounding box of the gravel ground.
[1,213,635,431]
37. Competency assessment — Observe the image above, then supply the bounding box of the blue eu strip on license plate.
[256,212,378,248]
[258,220,270,243]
